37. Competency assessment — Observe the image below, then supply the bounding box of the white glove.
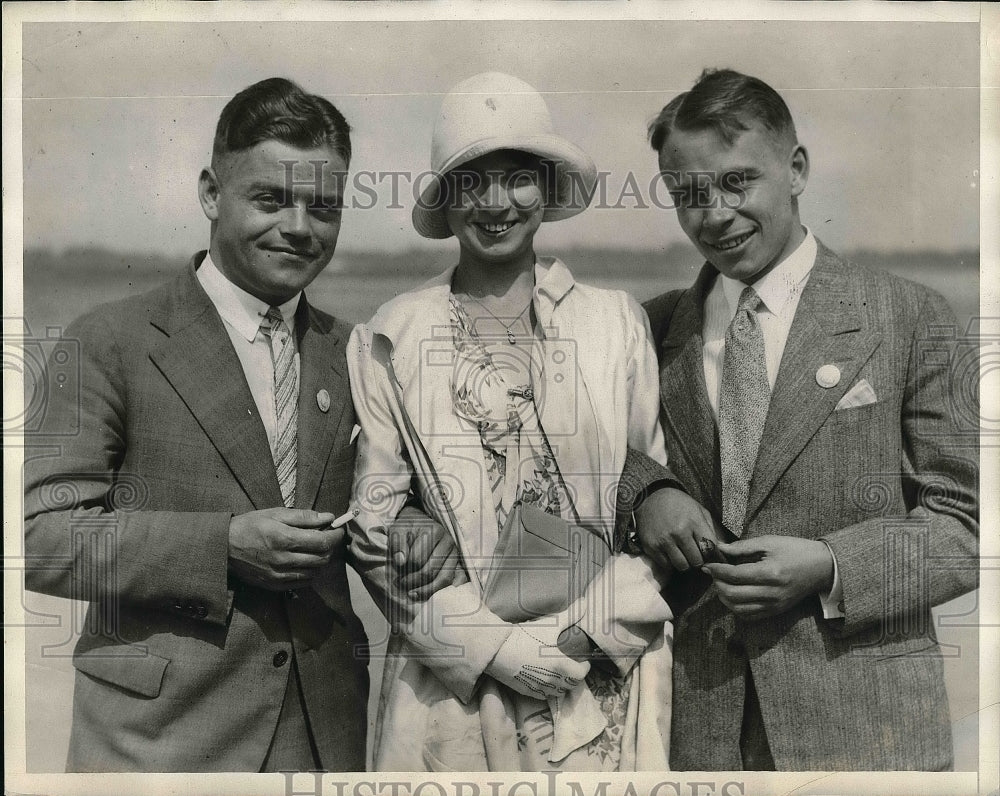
[486,614,590,700]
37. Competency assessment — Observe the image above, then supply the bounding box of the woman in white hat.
[347,72,673,771]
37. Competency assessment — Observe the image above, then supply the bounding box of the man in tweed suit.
[23,78,369,771]
[630,68,978,770]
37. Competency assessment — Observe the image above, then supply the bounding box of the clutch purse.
[483,502,611,623]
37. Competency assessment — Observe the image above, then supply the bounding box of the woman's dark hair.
[212,77,352,166]
[648,68,797,153]
[438,149,556,212]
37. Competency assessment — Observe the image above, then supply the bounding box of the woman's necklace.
[461,294,533,345]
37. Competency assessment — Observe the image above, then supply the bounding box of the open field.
[21,245,980,334]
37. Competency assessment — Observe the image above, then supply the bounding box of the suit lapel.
[658,265,721,511]
[745,243,881,522]
[294,299,350,510]
[149,257,284,509]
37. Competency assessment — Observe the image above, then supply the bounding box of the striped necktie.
[718,286,770,536]
[261,307,297,508]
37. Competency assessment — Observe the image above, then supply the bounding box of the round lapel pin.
[816,364,841,389]
[316,389,331,412]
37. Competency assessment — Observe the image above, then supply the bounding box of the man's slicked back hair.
[648,68,797,153]
[212,77,352,167]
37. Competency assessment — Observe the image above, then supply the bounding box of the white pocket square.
[350,424,362,444]
[835,378,877,410]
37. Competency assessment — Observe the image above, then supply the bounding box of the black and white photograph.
[4,3,997,795]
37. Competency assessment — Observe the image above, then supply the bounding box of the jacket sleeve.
[345,324,511,704]
[614,295,689,535]
[23,310,234,627]
[575,295,674,673]
[820,288,979,634]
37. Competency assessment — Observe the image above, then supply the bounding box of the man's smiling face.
[199,139,347,305]
[658,121,808,284]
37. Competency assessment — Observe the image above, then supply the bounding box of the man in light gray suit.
[630,68,978,770]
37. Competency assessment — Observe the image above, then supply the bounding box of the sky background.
[19,20,980,260]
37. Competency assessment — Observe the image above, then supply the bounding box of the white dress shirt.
[196,253,300,453]
[701,230,844,618]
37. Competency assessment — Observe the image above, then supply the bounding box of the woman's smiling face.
[444,149,546,265]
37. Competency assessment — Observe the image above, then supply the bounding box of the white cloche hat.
[412,72,598,239]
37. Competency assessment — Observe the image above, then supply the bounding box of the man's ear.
[198,167,221,221]
[790,144,809,198]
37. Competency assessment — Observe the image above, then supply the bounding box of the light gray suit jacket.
[645,242,978,770]
[24,253,368,772]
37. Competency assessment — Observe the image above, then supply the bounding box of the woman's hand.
[387,505,465,599]
[486,617,590,700]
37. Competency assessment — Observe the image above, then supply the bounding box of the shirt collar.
[533,256,576,305]
[196,253,300,341]
[720,228,816,317]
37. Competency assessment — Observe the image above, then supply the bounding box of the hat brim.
[411,134,598,240]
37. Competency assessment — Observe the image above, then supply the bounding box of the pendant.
[506,329,516,345]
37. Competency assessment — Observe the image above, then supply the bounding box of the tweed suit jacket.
[643,241,978,770]
[23,253,368,772]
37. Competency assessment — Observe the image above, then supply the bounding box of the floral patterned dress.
[449,296,631,770]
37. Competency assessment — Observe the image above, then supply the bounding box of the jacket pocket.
[825,401,881,426]
[73,635,170,698]
[872,635,941,662]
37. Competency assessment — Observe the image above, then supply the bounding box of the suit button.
[286,590,299,600]
[196,605,207,618]
[273,650,289,667]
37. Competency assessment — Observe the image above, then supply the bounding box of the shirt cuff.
[818,540,845,619]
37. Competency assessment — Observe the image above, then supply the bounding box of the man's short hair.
[648,68,796,153]
[212,77,352,167]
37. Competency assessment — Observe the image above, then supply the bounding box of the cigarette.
[329,507,359,529]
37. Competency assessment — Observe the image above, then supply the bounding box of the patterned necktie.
[261,307,297,508]
[718,286,770,536]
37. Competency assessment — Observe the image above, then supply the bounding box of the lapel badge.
[316,389,331,413]
[816,364,841,389]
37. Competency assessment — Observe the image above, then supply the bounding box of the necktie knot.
[260,306,284,334]
[736,286,763,314]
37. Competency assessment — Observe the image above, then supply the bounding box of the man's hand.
[635,487,720,574]
[228,508,343,590]
[702,536,835,620]
[387,506,463,600]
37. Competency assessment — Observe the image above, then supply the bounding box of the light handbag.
[483,502,611,623]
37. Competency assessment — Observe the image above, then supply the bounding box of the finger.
[255,569,317,590]
[699,507,723,541]
[663,540,694,573]
[404,549,459,599]
[716,539,769,562]
[271,551,336,571]
[713,581,773,605]
[674,531,705,569]
[273,508,337,528]
[283,527,341,555]
[401,527,435,571]
[729,603,774,620]
[387,526,408,570]
[702,561,772,585]
[400,531,456,589]
[641,543,673,574]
